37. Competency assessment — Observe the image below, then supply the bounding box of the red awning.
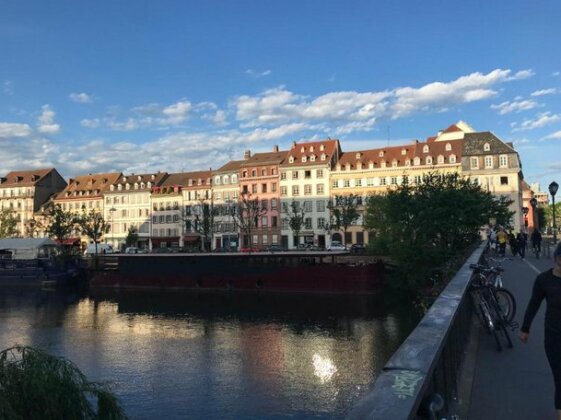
[183,234,201,243]
[55,237,81,245]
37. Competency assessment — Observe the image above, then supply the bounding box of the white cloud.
[160,100,192,125]
[508,69,535,80]
[0,122,33,138]
[208,110,227,126]
[491,99,540,115]
[81,118,101,129]
[512,112,561,131]
[553,72,560,77]
[36,105,60,134]
[69,92,93,103]
[531,88,558,97]
[543,130,561,140]
[3,80,14,96]
[106,118,140,131]
[245,69,272,78]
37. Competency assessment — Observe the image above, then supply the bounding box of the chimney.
[273,145,279,152]
[292,141,297,149]
[244,150,251,160]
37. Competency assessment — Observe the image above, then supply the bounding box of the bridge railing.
[347,241,487,420]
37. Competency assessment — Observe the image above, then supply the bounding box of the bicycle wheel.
[481,300,502,351]
[495,288,516,323]
[488,297,514,349]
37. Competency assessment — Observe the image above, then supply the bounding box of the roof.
[442,124,461,134]
[337,139,463,170]
[215,160,246,173]
[281,139,340,167]
[462,132,517,156]
[0,238,58,250]
[112,172,168,188]
[0,168,56,187]
[55,172,122,200]
[241,151,287,167]
[161,171,212,188]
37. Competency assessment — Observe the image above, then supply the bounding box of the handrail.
[347,241,487,419]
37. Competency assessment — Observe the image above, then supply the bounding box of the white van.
[84,243,114,256]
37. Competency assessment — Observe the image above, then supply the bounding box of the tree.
[45,205,77,245]
[0,209,19,238]
[543,202,561,234]
[230,192,266,249]
[364,172,514,291]
[288,200,305,247]
[76,209,110,255]
[125,226,139,248]
[180,198,218,252]
[328,194,360,244]
[0,345,127,419]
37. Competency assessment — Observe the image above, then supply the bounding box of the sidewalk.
[463,250,557,419]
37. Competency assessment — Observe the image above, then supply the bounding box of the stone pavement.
[462,248,558,419]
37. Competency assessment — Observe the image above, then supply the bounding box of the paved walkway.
[465,248,558,419]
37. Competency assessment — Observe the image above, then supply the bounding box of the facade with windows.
[279,139,341,249]
[181,171,213,249]
[0,168,67,237]
[238,147,285,249]
[104,172,168,250]
[212,160,243,250]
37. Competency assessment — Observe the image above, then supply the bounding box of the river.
[0,287,419,419]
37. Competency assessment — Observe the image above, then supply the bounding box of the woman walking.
[520,242,561,419]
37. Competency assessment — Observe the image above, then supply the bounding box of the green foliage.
[76,209,110,254]
[329,195,360,236]
[0,346,127,419]
[288,200,305,244]
[543,202,561,233]
[125,227,138,247]
[364,173,514,291]
[0,209,19,238]
[45,205,77,243]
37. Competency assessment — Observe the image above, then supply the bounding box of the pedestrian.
[517,232,527,259]
[509,231,518,256]
[520,242,561,419]
[531,229,543,257]
[496,228,508,257]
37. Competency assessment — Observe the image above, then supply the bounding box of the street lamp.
[550,181,559,243]
[109,207,116,247]
[522,207,529,228]
[530,198,538,232]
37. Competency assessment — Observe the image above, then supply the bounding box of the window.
[304,201,312,212]
[301,156,307,163]
[223,175,230,185]
[292,186,300,196]
[320,154,326,161]
[304,218,312,229]
[317,218,326,229]
[484,143,490,151]
[423,145,429,153]
[437,155,444,164]
[292,171,299,179]
[281,172,287,180]
[272,183,277,192]
[304,184,312,195]
[317,169,324,178]
[380,177,387,186]
[316,184,324,194]
[289,156,295,163]
[173,214,179,222]
[367,178,374,186]
[271,198,278,209]
[214,176,221,185]
[499,155,508,167]
[500,176,509,185]
[262,183,267,193]
[271,216,278,227]
[390,176,397,185]
[159,215,165,223]
[281,186,287,196]
[166,215,172,223]
[450,154,457,164]
[261,169,266,176]
[402,176,409,185]
[414,157,421,166]
[242,171,248,178]
[231,175,238,183]
[152,216,158,224]
[471,157,479,169]
[252,184,257,193]
[332,180,338,189]
[355,179,362,187]
[261,216,268,227]
[344,179,350,188]
[252,169,257,177]
[392,160,398,168]
[485,156,493,168]
[304,170,312,179]
[317,200,325,212]
[426,156,433,165]
[378,151,384,157]
[261,199,268,210]
[253,235,258,245]
[445,143,452,151]
[262,235,268,245]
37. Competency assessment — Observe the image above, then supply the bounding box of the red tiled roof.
[241,151,287,167]
[215,160,245,173]
[55,172,122,200]
[281,139,341,167]
[442,124,461,134]
[112,172,168,187]
[161,171,212,189]
[0,168,55,187]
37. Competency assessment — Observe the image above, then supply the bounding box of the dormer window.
[423,145,429,153]
[215,176,221,185]
[320,144,325,151]
[125,183,130,190]
[437,155,444,164]
[110,185,115,191]
[405,159,411,166]
[117,184,122,191]
[151,174,156,180]
[426,156,433,165]
[300,147,305,153]
[345,163,351,171]
[379,151,384,157]
[401,149,407,155]
[368,161,374,169]
[147,182,151,188]
[289,156,295,163]
[189,180,194,186]
[414,157,421,166]
[310,146,314,152]
[134,183,139,189]
[301,156,307,163]
[445,143,452,151]
[197,179,202,186]
[223,175,230,185]
[310,155,316,162]
[449,154,457,164]
[357,162,363,170]
[381,161,386,168]
[140,182,145,189]
[392,160,398,168]
[484,143,491,151]
[320,154,326,161]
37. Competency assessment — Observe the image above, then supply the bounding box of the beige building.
[280,139,341,249]
[212,160,243,250]
[181,170,213,249]
[0,168,67,237]
[104,172,168,250]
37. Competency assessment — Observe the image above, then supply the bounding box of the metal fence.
[347,242,487,420]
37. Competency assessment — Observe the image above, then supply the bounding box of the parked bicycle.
[469,263,517,351]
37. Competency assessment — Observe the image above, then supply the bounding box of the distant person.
[489,226,497,247]
[531,229,543,257]
[509,231,518,256]
[520,242,561,419]
[516,232,527,259]
[496,228,508,257]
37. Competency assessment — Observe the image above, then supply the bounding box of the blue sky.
[1,1,560,191]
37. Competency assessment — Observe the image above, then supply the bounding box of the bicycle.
[470,263,517,351]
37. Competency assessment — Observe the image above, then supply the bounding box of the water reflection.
[0,288,419,419]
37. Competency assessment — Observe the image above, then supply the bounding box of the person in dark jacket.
[516,232,527,259]
[531,229,543,257]
[520,242,561,419]
[509,231,517,256]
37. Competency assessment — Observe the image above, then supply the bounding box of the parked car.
[267,244,287,252]
[125,247,139,254]
[327,241,347,251]
[84,243,114,256]
[350,243,367,255]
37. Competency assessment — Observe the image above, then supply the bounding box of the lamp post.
[530,198,538,232]
[522,207,529,228]
[226,199,231,252]
[550,181,559,243]
[109,207,116,248]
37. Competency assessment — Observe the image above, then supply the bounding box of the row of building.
[0,121,533,250]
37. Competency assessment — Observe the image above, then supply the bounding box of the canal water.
[0,288,420,419]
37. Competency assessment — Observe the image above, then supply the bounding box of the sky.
[1,1,560,192]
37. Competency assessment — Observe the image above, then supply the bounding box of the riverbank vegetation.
[0,346,126,419]
[364,173,513,295]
